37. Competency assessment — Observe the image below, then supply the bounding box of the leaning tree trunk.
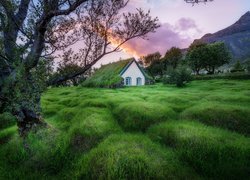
[0,66,46,137]
[1,0,90,137]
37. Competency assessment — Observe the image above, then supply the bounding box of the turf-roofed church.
[83,58,153,88]
[120,59,153,86]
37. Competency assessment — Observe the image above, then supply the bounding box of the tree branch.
[25,0,89,71]
[15,0,31,27]
[39,0,88,25]
[47,54,105,86]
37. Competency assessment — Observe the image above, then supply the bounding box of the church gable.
[120,60,146,86]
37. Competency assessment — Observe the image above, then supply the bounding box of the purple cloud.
[121,18,202,57]
[176,18,198,31]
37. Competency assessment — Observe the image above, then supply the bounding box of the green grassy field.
[0,80,250,179]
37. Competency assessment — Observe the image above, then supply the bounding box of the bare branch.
[15,0,31,27]
[48,0,159,85]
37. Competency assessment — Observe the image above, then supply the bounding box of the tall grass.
[76,134,198,180]
[0,79,249,179]
[0,112,16,130]
[181,102,250,135]
[113,102,176,131]
[147,120,250,179]
[67,107,122,152]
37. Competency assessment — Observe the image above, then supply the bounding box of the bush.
[147,121,250,179]
[163,65,192,87]
[112,102,176,132]
[76,134,197,179]
[0,112,16,130]
[181,102,250,135]
[231,60,245,73]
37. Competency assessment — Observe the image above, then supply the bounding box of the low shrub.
[231,60,245,73]
[147,121,250,179]
[76,134,198,180]
[163,65,192,87]
[112,102,176,131]
[181,102,250,135]
[0,112,16,130]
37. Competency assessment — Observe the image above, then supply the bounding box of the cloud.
[176,18,198,31]
[119,18,202,57]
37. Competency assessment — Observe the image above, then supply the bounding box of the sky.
[95,0,250,67]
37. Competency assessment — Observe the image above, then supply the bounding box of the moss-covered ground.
[0,80,250,179]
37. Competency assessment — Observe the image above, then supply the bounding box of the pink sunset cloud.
[92,0,250,67]
[119,18,202,57]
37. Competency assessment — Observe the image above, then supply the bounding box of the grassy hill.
[83,59,132,88]
[0,80,250,179]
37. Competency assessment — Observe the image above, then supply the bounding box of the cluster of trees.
[141,41,231,86]
[142,47,183,79]
[187,41,231,75]
[141,47,189,87]
[143,41,231,79]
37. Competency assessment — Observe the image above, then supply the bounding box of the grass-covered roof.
[82,58,133,87]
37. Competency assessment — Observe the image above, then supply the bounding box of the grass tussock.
[0,127,77,179]
[181,102,250,135]
[0,112,16,130]
[147,120,250,179]
[0,126,17,145]
[76,134,198,180]
[68,108,122,151]
[113,102,176,131]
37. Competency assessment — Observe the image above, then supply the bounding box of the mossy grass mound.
[76,134,198,180]
[67,108,122,151]
[113,101,176,131]
[181,102,250,135]
[0,112,16,130]
[147,120,250,179]
[0,128,71,178]
[0,126,17,145]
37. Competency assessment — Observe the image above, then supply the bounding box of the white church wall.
[121,61,145,86]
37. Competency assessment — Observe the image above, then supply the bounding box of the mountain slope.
[199,11,250,62]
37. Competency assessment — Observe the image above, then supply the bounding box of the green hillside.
[0,80,250,179]
[83,59,132,87]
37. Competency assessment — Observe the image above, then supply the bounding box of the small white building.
[120,59,152,86]
[83,58,153,88]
